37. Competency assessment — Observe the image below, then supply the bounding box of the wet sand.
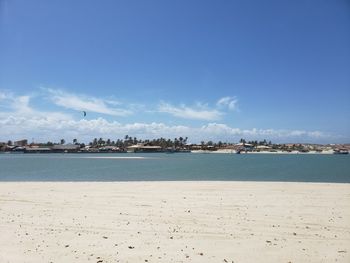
[0,182,349,263]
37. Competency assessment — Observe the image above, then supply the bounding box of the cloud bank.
[0,89,338,143]
[0,114,332,144]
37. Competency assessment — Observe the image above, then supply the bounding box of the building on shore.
[25,147,51,153]
[14,139,28,147]
[98,146,123,152]
[0,142,6,151]
[235,143,254,151]
[256,145,272,151]
[127,144,162,153]
[51,144,81,153]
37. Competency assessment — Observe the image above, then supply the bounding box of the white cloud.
[12,96,33,113]
[43,88,132,116]
[158,102,223,121]
[217,96,238,110]
[0,91,73,139]
[0,92,33,113]
[0,91,13,104]
[0,92,7,100]
[158,96,238,121]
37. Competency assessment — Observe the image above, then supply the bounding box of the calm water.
[0,153,349,183]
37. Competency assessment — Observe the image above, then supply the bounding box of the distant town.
[1,136,349,154]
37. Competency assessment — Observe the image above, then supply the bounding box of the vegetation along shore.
[1,137,349,154]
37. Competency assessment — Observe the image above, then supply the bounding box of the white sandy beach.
[0,182,349,263]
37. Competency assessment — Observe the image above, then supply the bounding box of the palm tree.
[174,138,179,148]
[60,139,65,145]
[179,137,183,147]
[218,141,223,147]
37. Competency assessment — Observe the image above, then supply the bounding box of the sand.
[0,182,349,263]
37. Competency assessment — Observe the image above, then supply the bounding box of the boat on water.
[333,149,349,154]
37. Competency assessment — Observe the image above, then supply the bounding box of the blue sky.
[0,0,349,143]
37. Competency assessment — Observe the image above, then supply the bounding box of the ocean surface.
[0,153,349,183]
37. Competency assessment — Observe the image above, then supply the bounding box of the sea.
[0,153,349,183]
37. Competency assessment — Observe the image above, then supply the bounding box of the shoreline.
[1,181,349,262]
[0,180,350,186]
[0,150,346,155]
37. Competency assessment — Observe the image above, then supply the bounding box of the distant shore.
[1,149,348,154]
[2,140,349,155]
[192,149,338,154]
[1,181,349,262]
